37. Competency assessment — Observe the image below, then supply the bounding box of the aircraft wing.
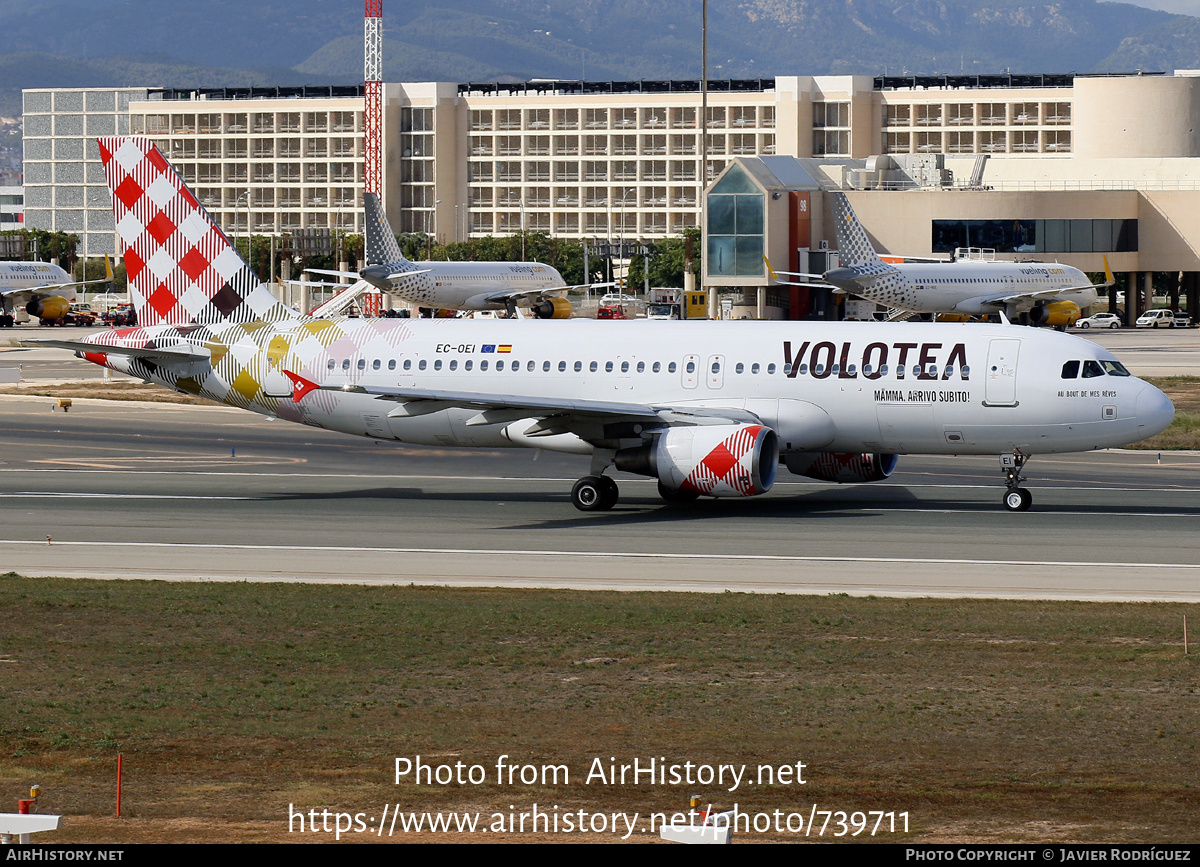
[479,280,618,304]
[287,373,764,433]
[22,337,211,369]
[975,256,1116,307]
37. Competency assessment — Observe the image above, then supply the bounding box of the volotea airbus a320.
[29,138,1174,513]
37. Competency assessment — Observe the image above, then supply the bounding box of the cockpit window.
[1082,360,1105,378]
[1101,360,1131,377]
[1061,360,1080,379]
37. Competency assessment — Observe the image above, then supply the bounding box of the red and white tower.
[363,0,383,197]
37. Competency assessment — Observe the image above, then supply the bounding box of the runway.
[2,393,1198,601]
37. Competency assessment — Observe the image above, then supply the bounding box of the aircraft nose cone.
[1136,384,1175,438]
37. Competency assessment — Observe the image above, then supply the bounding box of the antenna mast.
[363,0,383,196]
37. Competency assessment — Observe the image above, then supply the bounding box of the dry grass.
[0,381,219,405]
[3,574,1198,843]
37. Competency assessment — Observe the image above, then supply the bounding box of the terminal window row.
[932,219,1138,254]
[465,133,771,157]
[133,111,361,135]
[885,130,1069,154]
[156,138,362,159]
[468,106,775,131]
[884,102,1071,127]
[467,159,727,184]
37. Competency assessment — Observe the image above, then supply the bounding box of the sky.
[1117,0,1200,15]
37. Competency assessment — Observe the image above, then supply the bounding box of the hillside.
[1,0,1197,123]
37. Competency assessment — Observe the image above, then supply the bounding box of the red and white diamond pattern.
[681,425,765,496]
[98,136,293,328]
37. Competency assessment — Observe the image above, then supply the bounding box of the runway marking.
[3,493,1198,517]
[3,539,1199,571]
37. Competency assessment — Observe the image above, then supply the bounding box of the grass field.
[3,574,1197,843]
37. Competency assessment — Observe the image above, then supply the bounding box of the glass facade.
[932,219,1138,254]
[706,165,764,277]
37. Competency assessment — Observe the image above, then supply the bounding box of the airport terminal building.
[20,71,1200,318]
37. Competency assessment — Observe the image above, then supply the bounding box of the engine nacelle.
[784,452,899,483]
[530,296,573,319]
[26,294,71,321]
[616,424,778,498]
[1029,300,1081,328]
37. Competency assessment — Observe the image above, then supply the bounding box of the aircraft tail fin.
[828,192,893,276]
[364,192,406,266]
[96,136,295,328]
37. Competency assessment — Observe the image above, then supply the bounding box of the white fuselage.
[0,261,73,291]
[83,318,1172,459]
[379,260,565,310]
[835,260,1096,316]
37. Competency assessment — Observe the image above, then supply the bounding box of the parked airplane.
[0,256,112,327]
[310,192,598,318]
[771,192,1109,327]
[30,138,1174,514]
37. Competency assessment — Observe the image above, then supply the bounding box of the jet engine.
[1029,300,1081,328]
[26,295,71,322]
[615,424,779,497]
[784,451,898,483]
[530,296,573,319]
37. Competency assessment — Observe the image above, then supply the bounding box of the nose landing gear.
[1000,453,1032,511]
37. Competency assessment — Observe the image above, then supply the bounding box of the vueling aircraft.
[773,192,1109,327]
[0,256,112,327]
[29,138,1174,512]
[310,192,586,319]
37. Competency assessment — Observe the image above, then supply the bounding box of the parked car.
[1173,311,1193,328]
[1135,309,1176,328]
[1075,312,1122,329]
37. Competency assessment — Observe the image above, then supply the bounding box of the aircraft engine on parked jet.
[616,424,779,498]
[530,296,573,319]
[1029,300,1081,328]
[26,295,70,321]
[784,451,899,483]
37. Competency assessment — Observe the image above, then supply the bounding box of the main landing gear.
[571,474,619,511]
[1000,452,1033,512]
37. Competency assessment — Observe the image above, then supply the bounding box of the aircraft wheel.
[572,475,612,511]
[658,480,700,504]
[598,475,619,509]
[1003,488,1032,512]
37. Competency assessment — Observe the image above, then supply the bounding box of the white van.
[1135,309,1175,328]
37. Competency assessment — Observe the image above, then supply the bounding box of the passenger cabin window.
[1061,360,1080,379]
[388,360,396,371]
[403,359,412,370]
[372,359,380,370]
